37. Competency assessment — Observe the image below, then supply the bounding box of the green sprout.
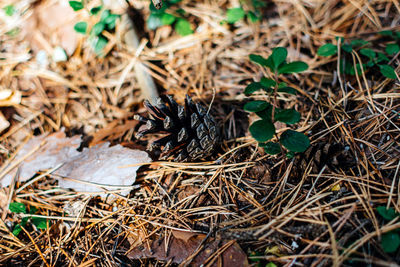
[69,1,120,56]
[9,202,48,236]
[245,47,310,157]
[317,35,398,79]
[376,206,400,253]
[3,4,16,16]
[226,0,266,24]
[147,0,193,36]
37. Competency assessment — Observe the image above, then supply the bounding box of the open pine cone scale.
[134,95,219,162]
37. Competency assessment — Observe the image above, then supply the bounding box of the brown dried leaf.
[90,120,138,146]
[127,230,248,267]
[0,188,7,213]
[172,229,198,243]
[0,89,21,107]
[1,131,81,187]
[55,142,151,195]
[0,112,10,133]
[177,186,206,204]
[1,131,151,196]
[22,1,79,55]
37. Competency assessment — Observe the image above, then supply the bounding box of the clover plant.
[317,35,398,79]
[9,202,47,236]
[245,47,310,157]
[3,4,15,16]
[226,0,266,24]
[2,4,21,37]
[147,0,193,36]
[376,206,400,253]
[69,1,120,56]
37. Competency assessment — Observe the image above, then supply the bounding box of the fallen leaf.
[0,188,8,213]
[127,227,147,249]
[89,120,138,146]
[63,199,86,218]
[1,131,81,187]
[331,184,341,191]
[0,90,12,100]
[0,131,151,196]
[0,112,10,133]
[127,230,248,266]
[0,89,21,107]
[52,46,68,62]
[177,186,206,204]
[55,142,151,195]
[171,229,198,243]
[22,1,79,55]
[265,245,283,257]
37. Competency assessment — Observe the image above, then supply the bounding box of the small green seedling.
[3,4,15,16]
[9,202,47,236]
[226,0,266,24]
[3,4,21,37]
[376,206,400,253]
[317,35,398,79]
[69,1,120,56]
[147,0,193,36]
[245,47,310,157]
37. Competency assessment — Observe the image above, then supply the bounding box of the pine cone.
[134,95,219,162]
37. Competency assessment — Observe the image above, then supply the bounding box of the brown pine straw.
[21,226,50,267]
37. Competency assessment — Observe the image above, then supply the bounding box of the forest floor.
[0,0,400,266]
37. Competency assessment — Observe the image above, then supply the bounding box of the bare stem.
[271,71,279,123]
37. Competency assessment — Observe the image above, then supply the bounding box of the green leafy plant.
[147,0,193,36]
[3,4,15,16]
[9,202,47,236]
[3,4,20,36]
[226,0,266,24]
[376,206,400,253]
[69,1,120,56]
[317,35,398,79]
[245,47,310,156]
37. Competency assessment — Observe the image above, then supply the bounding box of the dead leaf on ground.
[89,120,138,146]
[177,186,206,204]
[0,88,21,134]
[22,0,79,55]
[0,89,21,107]
[126,227,147,249]
[0,188,8,213]
[127,230,248,267]
[55,142,151,195]
[1,131,151,196]
[1,131,81,187]
[0,112,10,133]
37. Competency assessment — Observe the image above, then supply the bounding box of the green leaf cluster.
[376,206,400,253]
[3,4,16,16]
[147,0,193,36]
[9,202,48,236]
[70,2,120,56]
[245,47,310,156]
[226,0,267,24]
[317,35,398,79]
[226,8,246,23]
[3,5,20,36]
[69,1,84,11]
[249,47,308,74]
